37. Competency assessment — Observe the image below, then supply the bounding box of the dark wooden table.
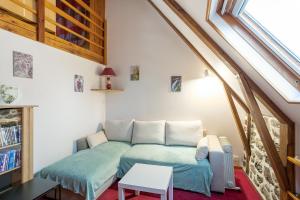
[0,178,61,200]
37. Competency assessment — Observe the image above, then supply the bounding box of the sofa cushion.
[132,120,165,144]
[105,120,134,142]
[76,137,89,152]
[40,141,132,200]
[117,144,213,196]
[87,131,108,148]
[166,121,203,146]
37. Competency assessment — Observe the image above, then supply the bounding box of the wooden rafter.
[239,74,289,191]
[224,84,251,159]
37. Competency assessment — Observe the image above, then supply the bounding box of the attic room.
[0,0,299,200]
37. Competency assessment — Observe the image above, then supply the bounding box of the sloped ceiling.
[150,0,300,192]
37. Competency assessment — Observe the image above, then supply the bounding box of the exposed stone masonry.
[243,115,280,200]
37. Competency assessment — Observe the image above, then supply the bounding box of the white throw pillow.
[166,121,203,146]
[105,120,134,142]
[132,120,166,144]
[195,137,208,160]
[87,131,108,148]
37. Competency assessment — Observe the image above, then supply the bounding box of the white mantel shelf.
[0,105,38,109]
[91,89,124,93]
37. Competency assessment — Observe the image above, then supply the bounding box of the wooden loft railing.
[0,0,106,64]
[150,0,296,199]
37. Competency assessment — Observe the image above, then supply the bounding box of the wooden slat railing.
[0,0,106,64]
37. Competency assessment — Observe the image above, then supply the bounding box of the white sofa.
[106,120,235,193]
[40,120,235,200]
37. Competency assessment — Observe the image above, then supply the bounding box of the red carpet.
[98,168,262,200]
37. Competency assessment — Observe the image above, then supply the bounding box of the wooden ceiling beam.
[239,74,289,191]
[224,84,251,158]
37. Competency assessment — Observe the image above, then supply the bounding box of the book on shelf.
[0,149,21,173]
[0,125,22,147]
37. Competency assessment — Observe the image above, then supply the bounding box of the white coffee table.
[118,163,173,200]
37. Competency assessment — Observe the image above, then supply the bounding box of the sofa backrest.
[166,121,203,146]
[102,119,203,146]
[105,120,134,142]
[131,120,166,144]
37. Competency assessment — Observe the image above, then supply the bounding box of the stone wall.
[243,116,281,200]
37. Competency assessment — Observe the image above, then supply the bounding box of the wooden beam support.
[224,84,251,159]
[231,89,250,114]
[36,0,45,42]
[239,74,289,192]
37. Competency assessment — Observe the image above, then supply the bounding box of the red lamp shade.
[100,67,116,76]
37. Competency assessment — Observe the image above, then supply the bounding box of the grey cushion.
[76,137,89,152]
[105,120,134,142]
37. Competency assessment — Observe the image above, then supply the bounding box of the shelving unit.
[0,143,21,150]
[287,156,300,200]
[0,167,21,176]
[91,89,124,93]
[0,105,36,194]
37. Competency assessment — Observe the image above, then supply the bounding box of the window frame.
[237,10,300,76]
[206,0,300,92]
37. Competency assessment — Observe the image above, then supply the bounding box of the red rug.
[98,168,262,200]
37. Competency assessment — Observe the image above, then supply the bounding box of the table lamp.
[100,67,116,90]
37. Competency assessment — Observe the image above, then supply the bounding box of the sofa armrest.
[207,135,225,193]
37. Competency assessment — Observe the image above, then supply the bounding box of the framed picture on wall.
[13,51,33,79]
[171,76,182,92]
[74,75,84,92]
[130,65,140,81]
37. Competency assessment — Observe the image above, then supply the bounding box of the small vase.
[0,85,18,104]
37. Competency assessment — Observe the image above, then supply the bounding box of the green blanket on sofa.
[117,144,213,196]
[39,141,131,200]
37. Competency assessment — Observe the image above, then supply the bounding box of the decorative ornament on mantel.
[0,84,18,104]
[100,67,116,90]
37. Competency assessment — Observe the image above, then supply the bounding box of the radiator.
[218,136,236,189]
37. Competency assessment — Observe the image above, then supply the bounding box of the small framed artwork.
[74,75,84,92]
[171,76,182,92]
[130,65,140,81]
[13,51,33,79]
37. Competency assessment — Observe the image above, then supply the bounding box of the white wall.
[106,0,244,159]
[0,29,106,172]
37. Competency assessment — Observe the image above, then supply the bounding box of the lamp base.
[106,77,112,90]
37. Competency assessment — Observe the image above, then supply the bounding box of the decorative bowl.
[0,85,18,104]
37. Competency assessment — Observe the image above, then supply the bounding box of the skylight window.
[239,0,300,74]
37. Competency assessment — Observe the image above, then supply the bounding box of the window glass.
[244,0,300,63]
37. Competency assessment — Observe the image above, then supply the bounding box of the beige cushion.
[105,120,134,142]
[87,131,108,148]
[132,120,165,144]
[195,137,209,160]
[166,121,203,146]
